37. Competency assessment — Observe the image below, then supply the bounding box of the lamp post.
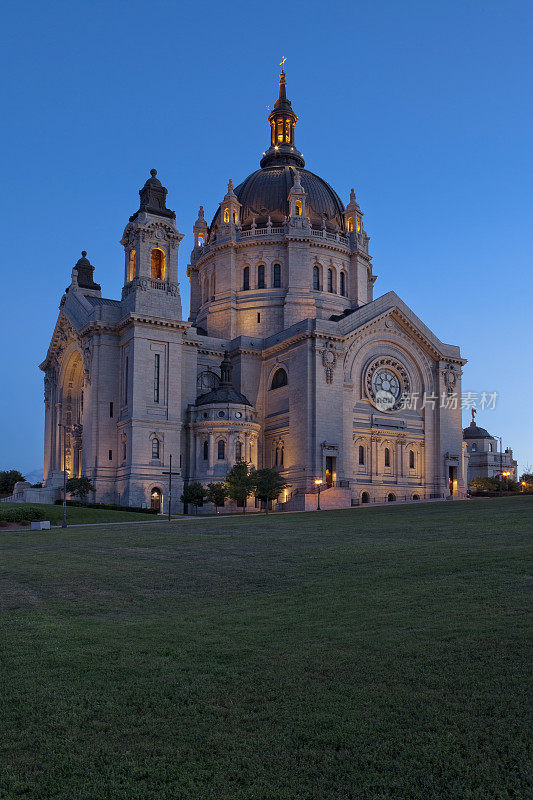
[496,436,503,496]
[314,478,323,511]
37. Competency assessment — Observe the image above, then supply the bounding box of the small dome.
[195,387,252,406]
[211,165,345,233]
[463,421,492,439]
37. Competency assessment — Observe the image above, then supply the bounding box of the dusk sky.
[0,0,531,477]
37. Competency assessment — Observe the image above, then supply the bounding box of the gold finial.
[471,407,477,423]
[280,56,287,70]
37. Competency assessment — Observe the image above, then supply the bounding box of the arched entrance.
[387,493,396,502]
[361,491,370,504]
[58,350,84,478]
[150,487,162,512]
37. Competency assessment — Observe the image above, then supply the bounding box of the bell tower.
[120,169,184,319]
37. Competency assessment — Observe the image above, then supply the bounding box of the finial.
[280,56,287,73]
[81,250,87,258]
[350,188,356,202]
[150,169,157,177]
[471,407,477,423]
[198,205,204,218]
[228,178,234,192]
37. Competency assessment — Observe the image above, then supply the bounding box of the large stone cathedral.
[38,69,468,512]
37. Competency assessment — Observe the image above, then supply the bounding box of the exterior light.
[314,478,323,511]
[274,146,279,150]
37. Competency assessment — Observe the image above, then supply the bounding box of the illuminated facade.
[37,70,468,511]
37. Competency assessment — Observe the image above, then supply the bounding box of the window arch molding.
[270,366,288,390]
[271,262,282,288]
[149,431,163,461]
[150,247,166,280]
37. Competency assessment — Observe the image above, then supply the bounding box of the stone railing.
[122,277,180,299]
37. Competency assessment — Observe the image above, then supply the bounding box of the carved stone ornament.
[443,363,457,396]
[365,357,411,412]
[82,339,93,385]
[321,342,338,384]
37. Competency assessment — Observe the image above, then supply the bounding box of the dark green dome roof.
[463,421,492,439]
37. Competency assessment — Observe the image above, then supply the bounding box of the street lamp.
[314,478,323,511]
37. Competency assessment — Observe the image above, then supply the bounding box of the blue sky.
[0,0,531,477]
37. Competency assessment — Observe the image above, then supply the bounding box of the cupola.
[260,65,305,169]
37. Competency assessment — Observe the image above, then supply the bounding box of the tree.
[519,473,533,485]
[65,476,95,501]
[225,461,254,514]
[181,482,207,514]
[251,468,289,514]
[469,477,501,492]
[206,482,227,514]
[0,470,26,497]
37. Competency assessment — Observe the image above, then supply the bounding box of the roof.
[211,165,345,232]
[84,295,121,307]
[195,386,252,406]
[463,421,493,439]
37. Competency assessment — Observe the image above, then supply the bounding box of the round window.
[218,410,225,418]
[235,411,242,419]
[365,358,410,412]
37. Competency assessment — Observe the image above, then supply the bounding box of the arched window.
[280,445,284,466]
[275,445,279,466]
[327,269,333,293]
[128,250,136,282]
[233,209,237,223]
[243,266,250,291]
[347,217,354,233]
[223,207,230,223]
[313,266,320,291]
[151,248,165,280]
[384,447,390,467]
[409,450,415,469]
[358,445,365,465]
[387,493,396,502]
[277,119,283,142]
[471,443,477,452]
[197,234,204,247]
[152,438,160,459]
[273,263,281,288]
[271,368,288,389]
[340,271,346,296]
[236,440,243,461]
[361,491,370,504]
[203,440,208,461]
[412,494,420,500]
[257,264,265,289]
[295,200,302,216]
[217,440,225,460]
[357,216,361,232]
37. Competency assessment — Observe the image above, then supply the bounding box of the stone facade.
[34,71,468,512]
[463,413,518,483]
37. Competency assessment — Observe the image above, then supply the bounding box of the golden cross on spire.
[280,56,287,70]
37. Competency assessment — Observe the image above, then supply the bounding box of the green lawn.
[0,498,531,800]
[0,502,160,526]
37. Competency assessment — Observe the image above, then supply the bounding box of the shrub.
[0,505,47,524]
[53,500,158,514]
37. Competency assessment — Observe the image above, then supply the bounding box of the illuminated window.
[357,216,361,232]
[273,263,281,287]
[340,272,346,296]
[347,217,354,233]
[233,209,237,223]
[409,450,415,469]
[243,266,250,291]
[223,208,230,223]
[258,264,265,289]
[295,200,302,216]
[151,248,165,280]
[384,447,390,467]
[236,441,242,461]
[359,445,365,465]
[271,368,288,389]
[198,234,204,247]
[217,440,225,460]
[203,440,208,460]
[152,438,160,459]
[128,250,136,282]
[327,269,333,293]
[285,120,291,142]
[277,119,283,142]
[313,266,320,291]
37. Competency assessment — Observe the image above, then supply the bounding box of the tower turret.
[120,169,184,318]
[219,180,241,227]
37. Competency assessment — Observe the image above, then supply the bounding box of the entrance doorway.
[325,456,337,488]
[151,487,162,512]
[448,467,456,496]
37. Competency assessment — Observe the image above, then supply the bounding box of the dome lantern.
[260,66,305,169]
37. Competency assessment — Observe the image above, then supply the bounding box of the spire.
[260,63,305,169]
[73,251,101,291]
[130,168,176,222]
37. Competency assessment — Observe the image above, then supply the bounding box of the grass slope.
[0,503,159,526]
[0,498,531,799]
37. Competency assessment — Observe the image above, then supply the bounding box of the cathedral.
[38,69,469,512]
